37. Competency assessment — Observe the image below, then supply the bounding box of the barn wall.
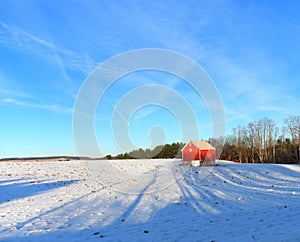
[200,150,215,162]
[182,142,199,161]
[201,150,215,164]
[182,142,215,163]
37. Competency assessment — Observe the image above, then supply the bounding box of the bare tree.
[284,115,300,163]
[264,118,278,163]
[209,136,225,159]
[220,116,299,164]
[270,125,279,163]
[232,126,246,163]
[247,122,256,163]
[252,120,264,163]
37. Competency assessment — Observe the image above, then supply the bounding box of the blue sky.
[1,0,300,158]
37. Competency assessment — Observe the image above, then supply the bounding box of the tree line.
[214,115,300,164]
[107,115,300,164]
[106,142,184,160]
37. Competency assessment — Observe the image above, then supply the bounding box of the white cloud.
[0,98,72,114]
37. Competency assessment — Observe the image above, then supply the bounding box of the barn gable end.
[181,140,216,165]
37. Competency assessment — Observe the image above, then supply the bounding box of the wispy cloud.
[0,88,32,99]
[125,1,293,124]
[225,106,251,123]
[0,98,72,114]
[208,52,288,115]
[0,69,33,99]
[130,105,160,121]
[0,21,96,74]
[258,106,285,111]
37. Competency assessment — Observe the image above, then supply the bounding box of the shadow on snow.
[1,162,300,241]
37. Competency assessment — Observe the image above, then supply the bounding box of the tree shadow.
[0,174,158,242]
[1,162,300,241]
[0,178,81,204]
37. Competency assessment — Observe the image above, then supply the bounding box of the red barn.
[181,140,216,165]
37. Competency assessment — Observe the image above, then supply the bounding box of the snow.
[0,159,300,241]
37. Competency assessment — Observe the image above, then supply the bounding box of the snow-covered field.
[0,159,300,242]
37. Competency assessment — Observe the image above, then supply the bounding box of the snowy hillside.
[0,159,300,241]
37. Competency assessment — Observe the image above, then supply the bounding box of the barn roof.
[191,140,216,150]
[181,140,216,151]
